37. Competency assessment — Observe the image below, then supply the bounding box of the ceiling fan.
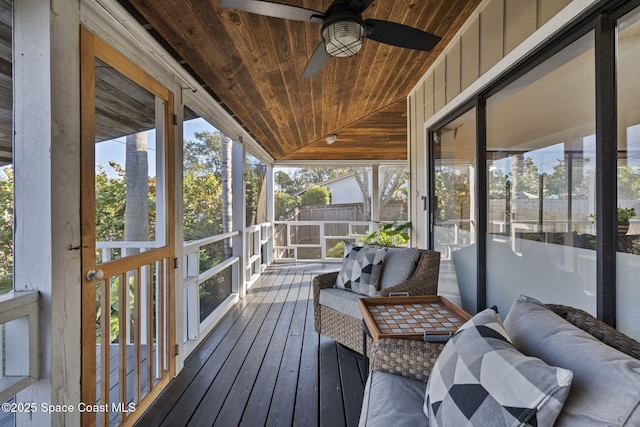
[220,0,442,78]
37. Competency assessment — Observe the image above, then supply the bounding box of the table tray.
[358,295,471,342]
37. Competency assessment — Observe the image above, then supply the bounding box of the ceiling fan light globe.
[322,20,364,57]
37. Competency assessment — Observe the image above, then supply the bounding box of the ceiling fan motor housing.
[322,13,365,57]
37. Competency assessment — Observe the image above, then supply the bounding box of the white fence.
[272,220,401,262]
[0,291,39,402]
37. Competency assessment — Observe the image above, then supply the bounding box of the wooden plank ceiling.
[0,0,480,165]
[0,0,12,165]
[119,0,480,161]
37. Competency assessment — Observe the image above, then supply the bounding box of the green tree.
[274,190,296,219]
[299,185,330,206]
[489,168,509,199]
[513,156,541,195]
[245,154,266,226]
[183,129,229,320]
[95,163,127,242]
[297,168,348,187]
[183,130,226,241]
[544,159,568,198]
[184,130,222,177]
[183,173,223,240]
[275,167,350,197]
[618,165,640,200]
[435,166,470,221]
[275,170,304,195]
[276,166,408,221]
[0,167,13,294]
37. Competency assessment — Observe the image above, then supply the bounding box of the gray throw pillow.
[335,245,387,296]
[366,245,420,289]
[424,307,573,426]
[504,296,640,426]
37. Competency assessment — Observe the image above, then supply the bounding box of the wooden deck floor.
[135,263,367,427]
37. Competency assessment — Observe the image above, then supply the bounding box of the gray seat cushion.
[319,287,364,319]
[359,370,428,427]
[504,296,640,426]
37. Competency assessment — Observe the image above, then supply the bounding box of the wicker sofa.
[313,249,441,354]
[359,301,640,426]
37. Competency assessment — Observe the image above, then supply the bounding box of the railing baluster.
[135,266,142,405]
[101,278,110,427]
[0,324,4,379]
[118,272,127,424]
[158,259,165,376]
[148,262,154,393]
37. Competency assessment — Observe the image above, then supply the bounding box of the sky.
[95,117,216,179]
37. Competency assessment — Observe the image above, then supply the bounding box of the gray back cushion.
[375,246,420,289]
[504,296,640,426]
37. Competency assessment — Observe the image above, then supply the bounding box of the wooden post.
[13,0,81,426]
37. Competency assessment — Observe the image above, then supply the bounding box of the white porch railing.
[0,291,39,402]
[245,222,271,287]
[182,231,240,344]
[272,220,378,262]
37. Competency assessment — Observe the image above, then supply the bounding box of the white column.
[173,89,185,371]
[232,141,246,297]
[13,0,81,426]
[371,165,380,222]
[264,164,274,266]
[469,164,477,244]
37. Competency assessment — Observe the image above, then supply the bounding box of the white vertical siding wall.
[13,1,82,426]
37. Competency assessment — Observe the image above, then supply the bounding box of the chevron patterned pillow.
[424,307,573,426]
[335,245,387,296]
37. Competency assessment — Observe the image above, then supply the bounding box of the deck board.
[135,264,366,427]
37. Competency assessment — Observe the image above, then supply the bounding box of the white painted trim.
[274,159,408,167]
[183,231,240,253]
[198,257,239,284]
[81,0,196,91]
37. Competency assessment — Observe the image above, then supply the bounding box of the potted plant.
[361,221,412,247]
[617,207,636,235]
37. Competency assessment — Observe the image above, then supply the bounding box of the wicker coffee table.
[358,295,471,363]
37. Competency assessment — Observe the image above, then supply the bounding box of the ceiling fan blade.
[365,19,441,51]
[220,0,325,23]
[345,0,374,13]
[302,41,330,78]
